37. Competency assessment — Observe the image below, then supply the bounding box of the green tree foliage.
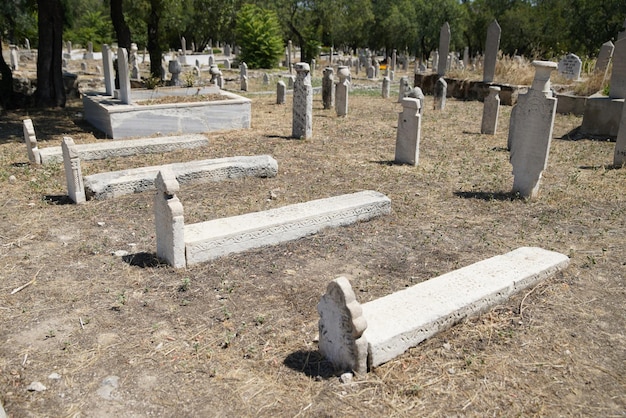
[63,10,113,50]
[235,4,283,68]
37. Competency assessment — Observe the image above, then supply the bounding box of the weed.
[179,277,191,292]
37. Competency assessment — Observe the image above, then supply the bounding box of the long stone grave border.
[317,246,570,373]
[154,169,392,268]
[24,119,209,165]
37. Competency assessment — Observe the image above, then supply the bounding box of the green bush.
[235,4,283,69]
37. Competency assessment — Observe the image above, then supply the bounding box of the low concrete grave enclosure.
[318,247,570,373]
[155,169,391,268]
[24,120,208,164]
[83,86,251,139]
[61,137,277,202]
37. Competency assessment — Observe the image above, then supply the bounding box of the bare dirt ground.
[0,69,625,417]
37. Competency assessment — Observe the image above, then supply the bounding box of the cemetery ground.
[0,85,625,416]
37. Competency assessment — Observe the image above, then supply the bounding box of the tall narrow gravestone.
[397,76,410,103]
[154,170,185,268]
[292,63,313,139]
[508,61,558,199]
[394,98,422,166]
[437,22,451,77]
[276,80,286,105]
[595,41,614,74]
[382,76,390,98]
[336,66,350,117]
[102,44,115,96]
[609,38,626,99]
[483,20,501,83]
[434,77,447,110]
[322,67,335,109]
[481,86,501,135]
[117,48,132,104]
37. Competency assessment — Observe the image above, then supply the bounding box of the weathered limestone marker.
[595,41,614,74]
[437,22,451,76]
[23,119,40,164]
[102,44,115,96]
[61,137,86,204]
[318,247,570,373]
[508,61,558,198]
[481,86,501,135]
[154,169,186,268]
[382,76,390,98]
[609,38,626,99]
[483,20,501,83]
[317,277,368,374]
[335,66,350,117]
[394,98,422,166]
[614,99,626,166]
[557,53,582,80]
[117,48,132,104]
[292,63,313,139]
[322,67,335,110]
[433,77,447,110]
[276,80,286,105]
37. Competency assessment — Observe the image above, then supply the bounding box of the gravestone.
[62,137,86,204]
[154,170,185,268]
[117,48,132,104]
[224,58,231,69]
[394,98,422,166]
[463,46,469,68]
[130,43,140,79]
[407,87,425,116]
[483,20,501,83]
[614,99,626,166]
[9,45,18,70]
[240,61,248,80]
[80,62,87,72]
[66,41,72,55]
[595,41,614,74]
[557,53,582,80]
[434,77,447,110]
[374,61,380,78]
[317,277,369,374]
[382,76,390,98]
[609,38,626,98]
[508,61,558,198]
[25,38,30,51]
[310,58,316,75]
[168,60,182,87]
[292,63,312,139]
[263,73,270,85]
[481,86,501,135]
[224,44,231,57]
[23,119,40,164]
[391,49,397,71]
[287,40,293,72]
[366,66,374,79]
[336,66,350,117]
[102,44,115,96]
[432,51,439,73]
[437,22,451,76]
[181,37,187,55]
[208,54,215,66]
[241,75,248,91]
[397,76,410,103]
[276,80,286,105]
[86,42,94,60]
[322,67,335,109]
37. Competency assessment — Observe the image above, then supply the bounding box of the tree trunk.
[36,0,66,107]
[148,0,162,79]
[110,0,132,51]
[0,41,14,109]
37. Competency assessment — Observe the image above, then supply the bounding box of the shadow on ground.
[283,350,340,379]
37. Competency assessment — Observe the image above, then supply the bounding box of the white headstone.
[557,53,582,80]
[117,48,132,104]
[292,63,312,139]
[434,77,447,110]
[394,98,422,166]
[336,66,350,117]
[483,20,501,83]
[9,45,18,70]
[102,44,115,96]
[154,170,185,268]
[62,137,86,204]
[508,61,558,199]
[276,80,286,104]
[481,86,501,135]
[23,119,40,164]
[397,76,410,103]
[382,76,390,98]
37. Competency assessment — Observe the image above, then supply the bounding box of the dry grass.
[0,67,624,417]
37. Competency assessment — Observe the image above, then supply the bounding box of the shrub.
[235,4,283,69]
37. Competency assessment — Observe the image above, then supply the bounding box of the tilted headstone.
[292,63,312,139]
[62,137,86,204]
[382,76,390,98]
[241,75,248,91]
[25,38,30,51]
[481,86,501,135]
[23,119,40,164]
[317,277,369,374]
[557,53,582,80]
[154,169,185,268]
[437,22,451,76]
[322,67,335,109]
[595,41,614,74]
[397,76,410,103]
[117,48,132,104]
[240,61,248,80]
[276,80,286,104]
[483,20,501,83]
[168,59,182,87]
[614,98,626,166]
[508,61,558,198]
[336,66,350,117]
[102,44,115,96]
[609,38,626,99]
[433,77,447,110]
[394,98,422,166]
